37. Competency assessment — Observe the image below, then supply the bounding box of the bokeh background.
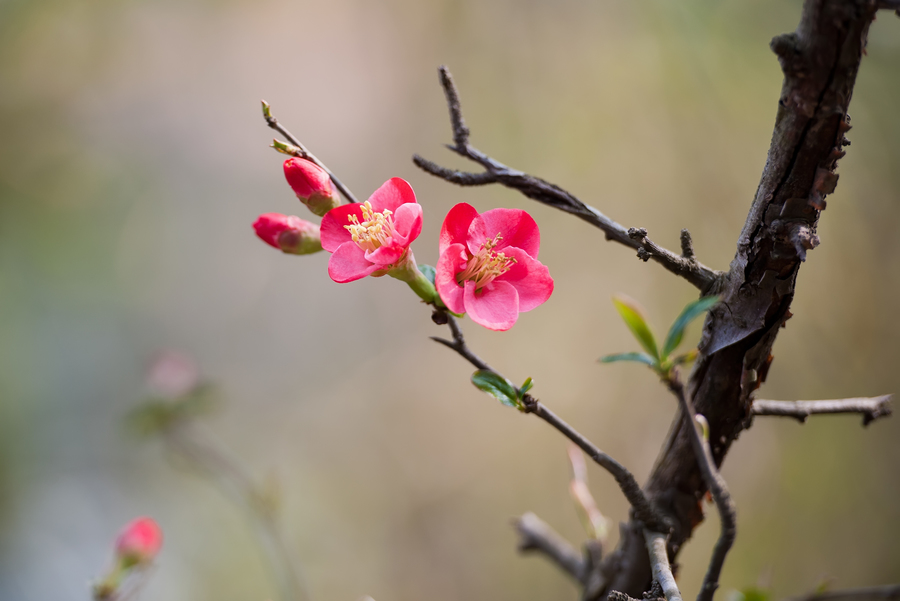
[1,0,898,600]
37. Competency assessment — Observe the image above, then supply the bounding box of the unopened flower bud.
[146,350,199,399]
[114,517,163,569]
[283,158,340,216]
[253,213,323,255]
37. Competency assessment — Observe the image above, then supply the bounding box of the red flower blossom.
[115,517,163,568]
[253,213,322,255]
[436,203,553,331]
[283,158,340,216]
[320,178,423,283]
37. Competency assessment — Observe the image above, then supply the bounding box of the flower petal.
[253,213,290,249]
[464,280,519,331]
[328,243,379,283]
[320,204,363,252]
[498,247,554,312]
[439,203,479,256]
[435,243,468,314]
[392,201,423,246]
[475,208,541,258]
[367,177,417,214]
[364,244,404,267]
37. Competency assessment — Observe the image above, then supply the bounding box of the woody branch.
[413,66,722,294]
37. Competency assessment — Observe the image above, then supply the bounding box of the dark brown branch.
[604,2,886,596]
[412,155,498,186]
[432,314,668,532]
[413,66,722,293]
[751,395,893,425]
[609,592,641,601]
[680,229,696,261]
[261,100,359,204]
[514,512,586,582]
[784,584,900,601]
[528,400,668,532]
[667,378,736,601]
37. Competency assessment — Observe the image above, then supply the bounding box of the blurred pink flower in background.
[115,517,163,568]
[145,351,200,399]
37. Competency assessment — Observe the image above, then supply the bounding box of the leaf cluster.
[470,371,534,411]
[601,295,719,379]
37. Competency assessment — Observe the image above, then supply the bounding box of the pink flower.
[283,158,340,216]
[320,178,423,283]
[253,213,322,255]
[146,350,199,398]
[115,517,163,568]
[436,203,553,331]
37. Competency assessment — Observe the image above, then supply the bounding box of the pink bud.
[145,350,199,398]
[115,517,163,568]
[283,158,340,216]
[253,213,323,255]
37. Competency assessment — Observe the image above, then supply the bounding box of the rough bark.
[602,0,879,596]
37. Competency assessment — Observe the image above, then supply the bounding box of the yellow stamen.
[457,234,517,291]
[344,201,397,253]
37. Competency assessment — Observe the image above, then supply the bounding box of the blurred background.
[1,0,898,600]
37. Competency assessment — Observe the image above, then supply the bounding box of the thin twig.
[432,314,668,532]
[413,66,722,293]
[609,592,642,601]
[751,395,893,426]
[164,426,311,601]
[261,100,359,204]
[666,378,736,601]
[643,530,683,601]
[514,512,586,582]
[528,401,667,532]
[784,584,900,601]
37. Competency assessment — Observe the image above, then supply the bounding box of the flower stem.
[389,252,439,304]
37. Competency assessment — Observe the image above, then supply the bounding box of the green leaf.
[739,588,771,601]
[599,352,657,367]
[519,377,534,396]
[661,296,719,359]
[612,295,659,359]
[418,264,436,286]
[471,370,520,409]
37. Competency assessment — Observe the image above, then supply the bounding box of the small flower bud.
[283,158,340,216]
[253,213,323,255]
[146,350,199,399]
[115,517,163,568]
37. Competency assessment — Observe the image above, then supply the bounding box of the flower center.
[345,201,397,253]
[456,234,516,291]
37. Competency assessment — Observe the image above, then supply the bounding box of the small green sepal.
[418,264,436,286]
[271,138,303,157]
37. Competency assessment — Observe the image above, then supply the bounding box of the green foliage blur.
[1,1,899,600]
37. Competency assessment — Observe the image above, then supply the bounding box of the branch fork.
[413,66,723,293]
